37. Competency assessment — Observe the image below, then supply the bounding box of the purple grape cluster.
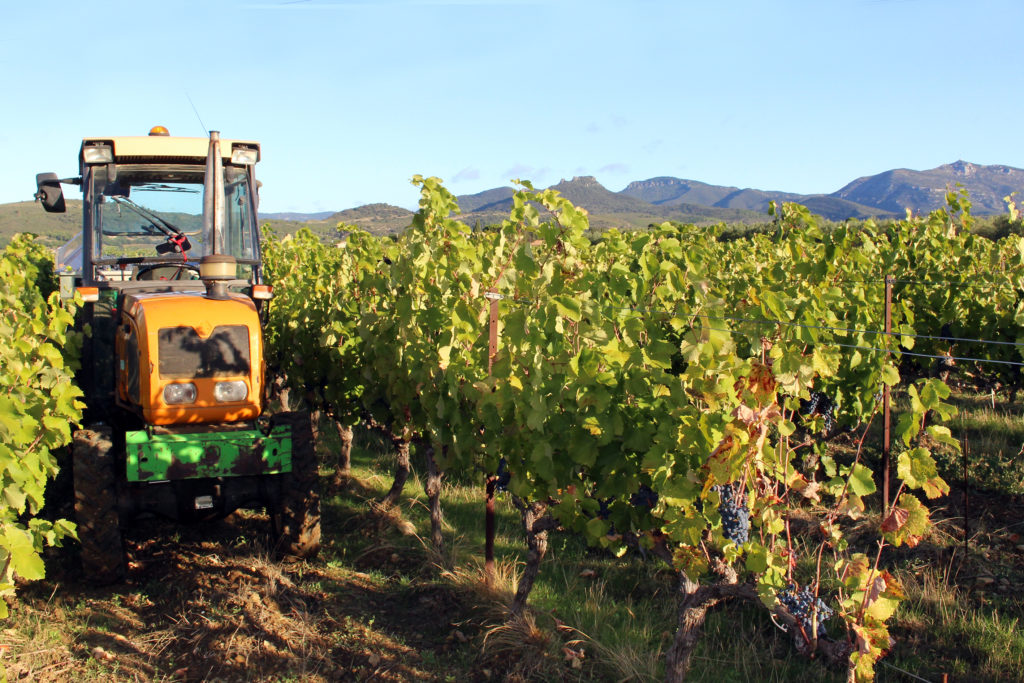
[713,484,750,545]
[629,484,658,509]
[800,391,836,433]
[778,586,833,638]
[494,457,510,492]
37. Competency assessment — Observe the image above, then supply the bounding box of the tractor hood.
[116,291,264,425]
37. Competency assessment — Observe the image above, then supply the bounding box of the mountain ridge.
[261,161,1024,230]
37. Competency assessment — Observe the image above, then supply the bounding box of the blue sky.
[3,0,1022,214]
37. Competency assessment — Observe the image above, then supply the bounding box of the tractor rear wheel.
[72,427,125,584]
[270,411,321,558]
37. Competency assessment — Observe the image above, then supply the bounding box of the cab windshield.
[89,164,258,265]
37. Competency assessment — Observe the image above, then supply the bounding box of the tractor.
[35,127,320,583]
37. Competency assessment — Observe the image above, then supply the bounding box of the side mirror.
[35,173,66,213]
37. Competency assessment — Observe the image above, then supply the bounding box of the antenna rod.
[186,92,207,135]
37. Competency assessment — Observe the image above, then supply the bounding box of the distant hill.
[621,177,739,207]
[458,176,765,229]
[261,203,414,239]
[834,161,1024,215]
[622,177,892,221]
[326,203,415,235]
[550,176,659,214]
[621,162,1024,220]
[0,200,81,249]
[260,211,336,222]
[456,187,515,213]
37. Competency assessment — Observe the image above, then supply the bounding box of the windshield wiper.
[110,196,192,257]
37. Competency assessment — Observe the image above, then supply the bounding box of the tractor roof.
[80,135,261,163]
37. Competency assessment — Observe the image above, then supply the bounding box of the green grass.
[937,392,1024,495]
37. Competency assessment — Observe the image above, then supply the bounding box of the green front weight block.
[125,425,292,482]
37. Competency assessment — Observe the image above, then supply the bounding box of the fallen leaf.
[562,646,585,669]
[92,646,115,662]
[799,480,821,503]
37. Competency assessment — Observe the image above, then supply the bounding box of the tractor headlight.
[231,147,258,165]
[164,383,197,405]
[214,380,248,403]
[82,145,113,164]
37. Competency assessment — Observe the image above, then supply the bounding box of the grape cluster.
[629,484,658,510]
[777,586,833,638]
[494,457,511,492]
[800,391,836,433]
[713,484,750,545]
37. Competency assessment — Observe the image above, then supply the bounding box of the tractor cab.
[36,128,319,583]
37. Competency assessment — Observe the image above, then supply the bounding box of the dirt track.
[8,506,484,682]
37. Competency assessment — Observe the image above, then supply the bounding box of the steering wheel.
[133,263,201,281]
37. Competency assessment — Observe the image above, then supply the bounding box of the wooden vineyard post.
[882,275,893,515]
[484,289,501,583]
[962,434,970,552]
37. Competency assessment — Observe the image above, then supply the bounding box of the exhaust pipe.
[201,132,235,300]
[203,131,226,255]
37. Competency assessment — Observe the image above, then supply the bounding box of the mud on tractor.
[35,127,320,583]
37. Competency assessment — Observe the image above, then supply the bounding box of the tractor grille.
[158,325,251,379]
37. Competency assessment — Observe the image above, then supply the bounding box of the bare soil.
[6,506,485,682]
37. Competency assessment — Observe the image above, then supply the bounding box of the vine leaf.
[897,448,950,499]
[880,505,909,534]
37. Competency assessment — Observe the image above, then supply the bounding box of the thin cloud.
[502,164,534,180]
[643,139,664,154]
[599,163,629,175]
[453,167,480,182]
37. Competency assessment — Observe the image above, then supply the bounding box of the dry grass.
[480,611,565,681]
[439,556,520,611]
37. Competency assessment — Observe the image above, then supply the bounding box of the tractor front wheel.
[72,427,125,584]
[270,411,322,558]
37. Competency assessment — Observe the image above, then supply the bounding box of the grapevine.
[0,234,83,615]
[258,186,1010,682]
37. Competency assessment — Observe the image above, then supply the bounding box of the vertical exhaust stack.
[200,131,236,300]
[203,131,226,253]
